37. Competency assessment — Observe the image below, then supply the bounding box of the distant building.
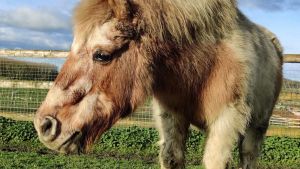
[289,107,300,116]
[292,111,300,116]
[291,107,299,111]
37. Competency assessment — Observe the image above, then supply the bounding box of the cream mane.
[135,0,238,45]
[72,0,238,46]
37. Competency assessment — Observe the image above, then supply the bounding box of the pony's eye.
[93,50,112,63]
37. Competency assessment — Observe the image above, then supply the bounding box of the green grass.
[0,150,207,169]
[0,150,161,169]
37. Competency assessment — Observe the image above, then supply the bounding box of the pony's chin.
[40,131,84,154]
[57,131,83,154]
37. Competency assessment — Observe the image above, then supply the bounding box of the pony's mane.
[73,0,238,46]
[136,0,238,45]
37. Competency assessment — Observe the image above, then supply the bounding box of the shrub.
[0,117,39,143]
[0,57,58,81]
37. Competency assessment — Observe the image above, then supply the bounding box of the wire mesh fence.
[0,56,61,121]
[0,54,299,137]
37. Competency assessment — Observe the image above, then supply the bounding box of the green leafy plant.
[0,116,299,168]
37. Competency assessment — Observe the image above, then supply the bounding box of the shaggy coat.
[34,0,283,169]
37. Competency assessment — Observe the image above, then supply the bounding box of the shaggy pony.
[34,0,283,168]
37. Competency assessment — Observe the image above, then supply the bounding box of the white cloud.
[0,4,74,50]
[0,7,71,31]
[0,27,72,50]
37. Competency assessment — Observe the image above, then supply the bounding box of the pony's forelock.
[72,0,112,46]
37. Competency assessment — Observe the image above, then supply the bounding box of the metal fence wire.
[0,55,299,138]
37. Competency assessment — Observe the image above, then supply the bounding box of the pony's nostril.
[41,118,52,135]
[40,116,57,142]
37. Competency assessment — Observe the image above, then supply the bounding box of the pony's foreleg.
[239,123,268,169]
[153,99,190,169]
[203,104,250,169]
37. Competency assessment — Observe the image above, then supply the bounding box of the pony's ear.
[108,0,131,20]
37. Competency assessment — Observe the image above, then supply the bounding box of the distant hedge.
[0,57,58,81]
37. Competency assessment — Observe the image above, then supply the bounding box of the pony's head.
[34,0,151,153]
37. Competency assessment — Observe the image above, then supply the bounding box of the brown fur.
[201,43,243,122]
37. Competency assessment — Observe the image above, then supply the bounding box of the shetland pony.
[34,0,283,168]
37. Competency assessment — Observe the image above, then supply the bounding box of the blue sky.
[0,0,299,74]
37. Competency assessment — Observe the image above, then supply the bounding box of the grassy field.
[0,133,298,169]
[0,150,210,169]
[1,148,296,169]
[0,150,163,169]
[267,126,300,138]
[280,91,300,101]
[1,117,300,169]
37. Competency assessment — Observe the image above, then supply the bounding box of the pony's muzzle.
[40,116,58,142]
